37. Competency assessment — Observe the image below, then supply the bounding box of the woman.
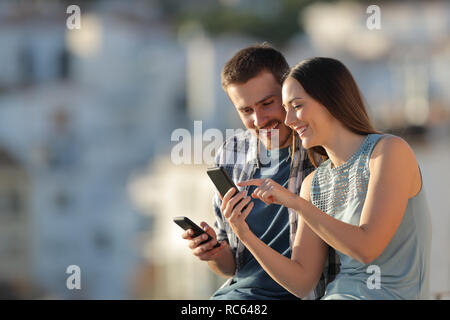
[222,57,432,299]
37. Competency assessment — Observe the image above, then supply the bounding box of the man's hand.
[182,222,225,261]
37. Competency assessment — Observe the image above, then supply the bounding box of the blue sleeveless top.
[311,134,431,300]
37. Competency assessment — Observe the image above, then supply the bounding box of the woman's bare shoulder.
[370,135,417,168]
[369,134,420,197]
[300,170,316,200]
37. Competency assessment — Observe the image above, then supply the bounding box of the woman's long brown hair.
[285,57,380,167]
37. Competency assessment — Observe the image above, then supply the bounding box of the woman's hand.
[221,187,254,240]
[237,178,297,207]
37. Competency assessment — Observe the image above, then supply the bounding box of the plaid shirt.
[212,129,340,299]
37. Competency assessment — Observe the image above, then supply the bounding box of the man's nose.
[253,110,267,128]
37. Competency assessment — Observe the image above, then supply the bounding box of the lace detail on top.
[311,134,382,216]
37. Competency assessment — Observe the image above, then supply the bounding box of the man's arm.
[183,136,238,278]
[182,222,236,278]
[208,248,236,278]
[206,240,236,278]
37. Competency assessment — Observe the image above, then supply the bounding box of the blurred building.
[0,149,33,299]
[0,1,186,299]
[285,1,450,131]
[128,157,225,299]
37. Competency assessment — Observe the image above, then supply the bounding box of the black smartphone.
[173,216,220,248]
[206,166,248,211]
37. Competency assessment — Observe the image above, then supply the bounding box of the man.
[182,44,338,299]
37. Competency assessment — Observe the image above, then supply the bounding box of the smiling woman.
[283,57,379,167]
[226,57,432,300]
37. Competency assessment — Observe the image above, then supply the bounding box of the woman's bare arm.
[289,136,420,264]
[238,173,329,298]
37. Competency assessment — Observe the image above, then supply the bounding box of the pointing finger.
[237,179,264,187]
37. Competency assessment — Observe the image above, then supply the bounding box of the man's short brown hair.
[221,43,290,89]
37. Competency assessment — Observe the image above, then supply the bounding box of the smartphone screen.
[173,216,220,248]
[206,166,248,210]
[206,167,236,197]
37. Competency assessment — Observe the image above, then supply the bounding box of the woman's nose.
[284,107,297,127]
